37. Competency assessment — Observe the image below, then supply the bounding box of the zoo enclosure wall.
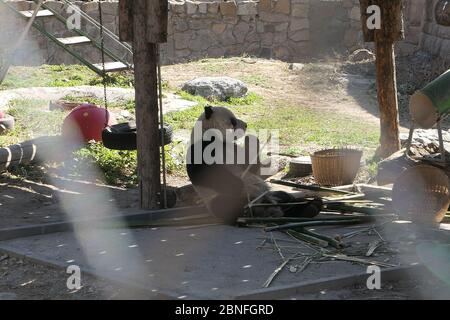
[0,0,448,67]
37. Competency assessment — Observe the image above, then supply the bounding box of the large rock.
[182,77,248,101]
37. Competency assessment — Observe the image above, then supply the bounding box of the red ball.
[62,104,116,143]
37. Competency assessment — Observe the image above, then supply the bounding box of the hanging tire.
[102,122,173,150]
[161,188,177,208]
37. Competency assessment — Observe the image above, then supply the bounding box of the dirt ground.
[1,53,443,229]
[164,56,382,129]
[1,253,450,300]
[0,56,384,228]
[1,53,449,300]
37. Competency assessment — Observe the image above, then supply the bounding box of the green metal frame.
[0,0,132,76]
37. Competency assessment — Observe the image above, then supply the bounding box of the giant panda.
[186,106,321,224]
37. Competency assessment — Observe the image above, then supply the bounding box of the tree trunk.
[133,0,161,209]
[375,40,401,158]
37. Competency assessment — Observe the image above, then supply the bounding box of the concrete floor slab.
[0,221,431,299]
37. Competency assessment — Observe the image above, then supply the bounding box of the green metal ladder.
[0,0,133,76]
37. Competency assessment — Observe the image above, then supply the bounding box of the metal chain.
[157,44,167,208]
[98,2,108,127]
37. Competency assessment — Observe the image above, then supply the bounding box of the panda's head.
[196,106,247,140]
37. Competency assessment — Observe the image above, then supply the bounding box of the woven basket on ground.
[310,148,362,187]
[392,165,450,224]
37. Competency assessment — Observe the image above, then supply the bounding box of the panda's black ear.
[204,106,214,119]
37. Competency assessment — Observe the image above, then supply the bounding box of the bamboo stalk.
[265,219,366,232]
[325,203,388,215]
[299,228,343,249]
[247,201,310,208]
[269,179,356,195]
[286,230,328,247]
[237,216,374,226]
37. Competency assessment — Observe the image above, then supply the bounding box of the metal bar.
[269,179,356,195]
[437,119,446,163]
[157,44,167,209]
[405,122,415,155]
[60,0,133,54]
[35,0,132,71]
[33,23,102,74]
[0,0,44,83]
[1,0,102,75]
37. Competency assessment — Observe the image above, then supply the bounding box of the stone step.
[19,9,54,18]
[56,36,91,45]
[93,61,130,73]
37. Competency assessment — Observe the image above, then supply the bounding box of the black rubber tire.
[161,188,177,209]
[0,115,15,132]
[102,122,173,150]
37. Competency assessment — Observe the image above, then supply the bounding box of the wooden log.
[119,0,133,42]
[373,0,404,158]
[133,0,161,209]
[147,0,168,43]
[376,149,418,185]
[360,0,404,43]
[359,0,375,42]
[375,40,401,158]
[374,0,404,42]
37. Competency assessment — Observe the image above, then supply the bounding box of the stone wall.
[1,0,448,67]
[0,0,313,65]
[165,0,311,63]
[420,0,450,62]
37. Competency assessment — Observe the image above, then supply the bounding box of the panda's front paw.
[264,207,284,218]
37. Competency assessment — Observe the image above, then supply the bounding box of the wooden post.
[375,40,401,158]
[130,0,166,209]
[360,0,404,158]
[374,0,404,158]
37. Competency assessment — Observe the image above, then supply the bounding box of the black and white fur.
[186,106,283,224]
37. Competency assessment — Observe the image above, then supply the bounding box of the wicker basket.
[392,165,450,225]
[310,148,363,187]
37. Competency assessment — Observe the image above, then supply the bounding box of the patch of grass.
[62,95,136,112]
[166,91,379,152]
[71,143,138,187]
[240,74,271,88]
[69,142,184,187]
[88,72,135,88]
[0,99,66,147]
[0,65,134,90]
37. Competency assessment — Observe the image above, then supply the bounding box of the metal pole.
[157,44,167,208]
[0,0,44,83]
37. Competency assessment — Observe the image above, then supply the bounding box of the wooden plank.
[119,0,133,42]
[56,36,91,45]
[147,0,168,43]
[133,0,162,209]
[19,9,54,18]
[93,61,129,73]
